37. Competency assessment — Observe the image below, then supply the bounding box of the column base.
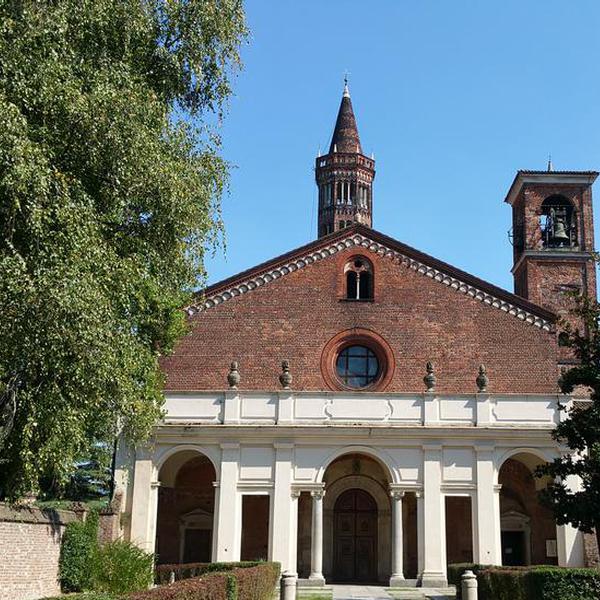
[305,575,326,586]
[389,575,406,587]
[419,572,448,588]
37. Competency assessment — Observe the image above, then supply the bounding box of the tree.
[0,0,247,499]
[536,292,600,552]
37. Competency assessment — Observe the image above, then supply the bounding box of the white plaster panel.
[164,394,223,423]
[387,396,423,422]
[294,447,332,480]
[239,393,277,421]
[439,396,475,423]
[325,396,391,421]
[491,396,558,424]
[443,448,474,482]
[293,395,327,421]
[387,447,422,482]
[239,446,273,480]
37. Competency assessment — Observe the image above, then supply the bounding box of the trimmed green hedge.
[449,564,600,600]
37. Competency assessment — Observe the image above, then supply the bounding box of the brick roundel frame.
[320,328,395,392]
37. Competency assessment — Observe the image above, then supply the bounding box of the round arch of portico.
[495,447,556,483]
[155,444,220,486]
[322,474,392,583]
[315,445,399,484]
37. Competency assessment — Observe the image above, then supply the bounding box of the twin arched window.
[345,257,373,300]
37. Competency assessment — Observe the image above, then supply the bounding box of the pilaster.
[215,443,240,561]
[421,443,447,587]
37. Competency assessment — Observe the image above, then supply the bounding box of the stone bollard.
[280,571,297,600]
[461,570,478,600]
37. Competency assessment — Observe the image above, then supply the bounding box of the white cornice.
[189,233,552,331]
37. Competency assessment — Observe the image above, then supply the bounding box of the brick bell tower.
[316,80,375,238]
[505,165,598,320]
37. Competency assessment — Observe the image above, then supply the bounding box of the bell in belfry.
[551,212,571,246]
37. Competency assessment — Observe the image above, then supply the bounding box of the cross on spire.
[343,70,351,97]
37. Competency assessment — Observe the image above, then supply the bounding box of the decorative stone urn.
[279,360,292,389]
[476,364,488,392]
[227,361,240,389]
[423,361,436,392]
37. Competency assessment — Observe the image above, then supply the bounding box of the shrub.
[90,539,154,594]
[128,572,230,600]
[234,563,280,600]
[154,561,263,585]
[60,511,100,592]
[136,562,280,600]
[473,566,600,600]
[525,567,600,600]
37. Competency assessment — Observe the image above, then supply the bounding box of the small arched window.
[540,195,576,248]
[345,257,373,300]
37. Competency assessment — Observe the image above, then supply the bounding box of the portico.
[117,388,585,588]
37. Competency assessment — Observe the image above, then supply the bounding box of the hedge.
[134,562,280,600]
[449,564,600,600]
[128,572,232,600]
[231,564,280,600]
[154,561,265,585]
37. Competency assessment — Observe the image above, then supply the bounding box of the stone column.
[474,445,502,565]
[416,491,425,578]
[390,490,405,586]
[421,444,447,587]
[129,447,157,552]
[557,473,585,566]
[309,489,325,584]
[215,443,240,561]
[271,443,296,573]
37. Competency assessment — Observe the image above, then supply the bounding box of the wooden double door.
[333,488,378,582]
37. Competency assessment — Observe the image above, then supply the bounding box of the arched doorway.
[156,450,216,564]
[498,452,557,566]
[333,488,378,582]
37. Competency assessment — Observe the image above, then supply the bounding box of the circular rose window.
[335,345,380,388]
[321,329,394,391]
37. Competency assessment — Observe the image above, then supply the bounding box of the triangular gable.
[187,225,555,331]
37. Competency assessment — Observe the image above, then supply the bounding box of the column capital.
[389,489,405,500]
[311,489,325,500]
[150,481,161,489]
[494,484,503,493]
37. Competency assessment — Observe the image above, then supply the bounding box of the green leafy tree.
[0,0,247,498]
[536,293,600,552]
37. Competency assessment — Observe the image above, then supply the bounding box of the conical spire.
[329,81,362,154]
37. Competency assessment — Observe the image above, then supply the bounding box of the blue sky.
[205,1,600,292]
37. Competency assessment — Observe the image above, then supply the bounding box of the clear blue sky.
[205,1,600,292]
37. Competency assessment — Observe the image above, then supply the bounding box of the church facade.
[116,83,598,587]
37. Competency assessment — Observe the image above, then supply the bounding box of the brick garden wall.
[0,503,78,600]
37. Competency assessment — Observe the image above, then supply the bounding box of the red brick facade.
[162,226,560,394]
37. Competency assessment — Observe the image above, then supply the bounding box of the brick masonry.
[0,503,78,600]
[162,237,560,393]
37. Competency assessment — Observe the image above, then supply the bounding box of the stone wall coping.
[0,502,80,526]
